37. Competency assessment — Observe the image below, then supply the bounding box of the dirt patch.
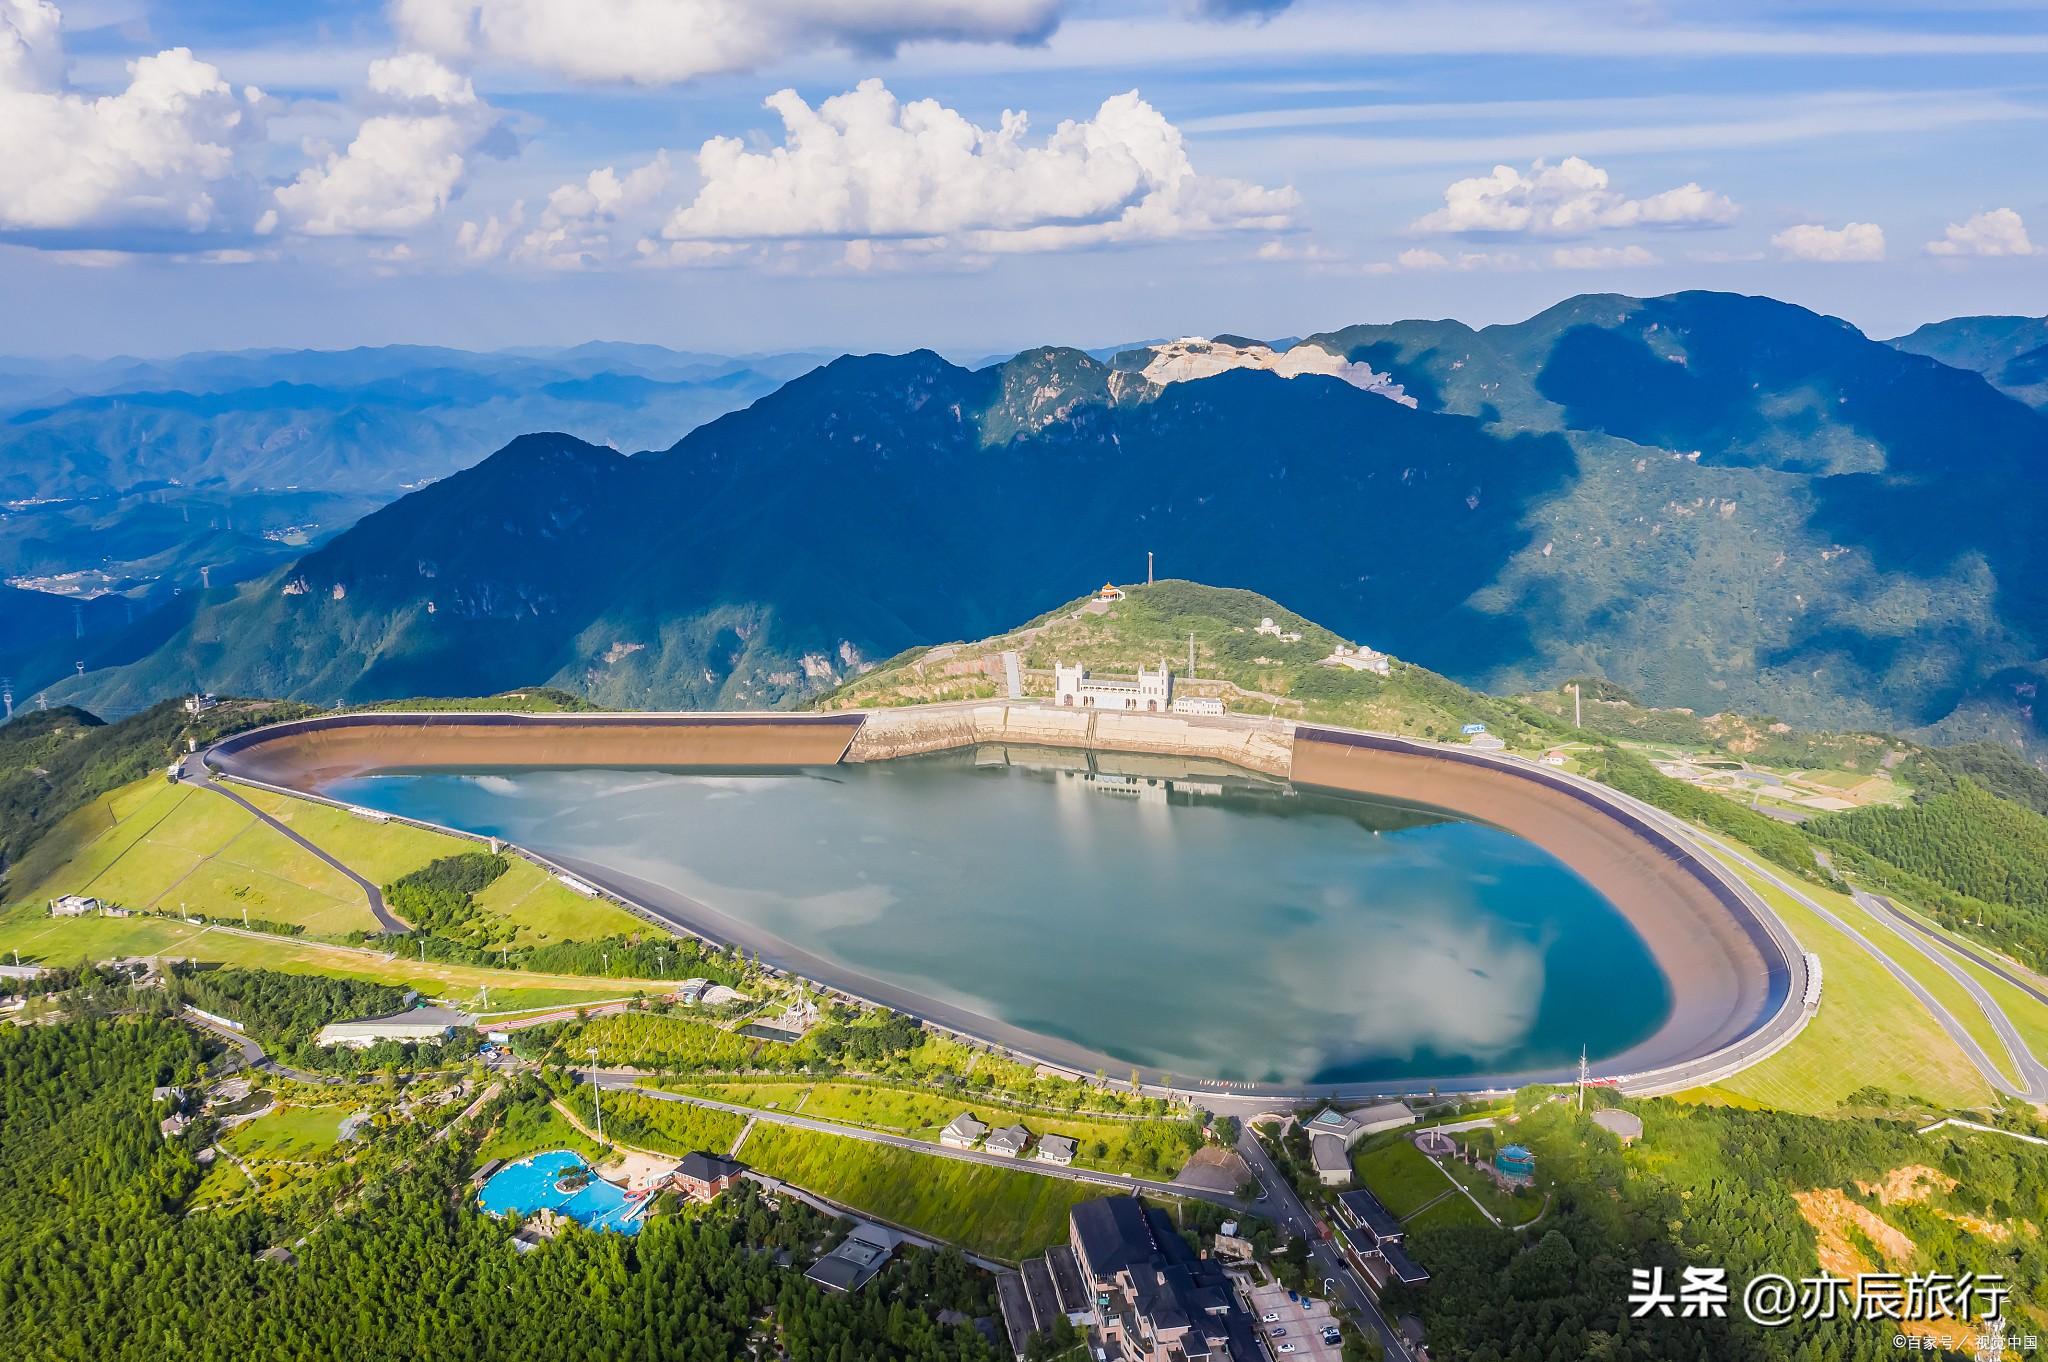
[1175,1145,1252,1194]
[1856,1165,2013,1243]
[1792,1188,1917,1276]
[1857,1164,1957,1207]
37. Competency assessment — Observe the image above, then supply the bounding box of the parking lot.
[1243,1281,1342,1361]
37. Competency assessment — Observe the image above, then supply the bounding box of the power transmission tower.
[1578,1046,1589,1112]
[1,677,11,721]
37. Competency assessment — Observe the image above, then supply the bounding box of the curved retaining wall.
[202,704,1807,1100]
[207,710,864,785]
[1291,728,1805,1091]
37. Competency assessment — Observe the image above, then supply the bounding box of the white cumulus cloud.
[1925,207,2034,258]
[1412,156,1736,236]
[271,53,499,237]
[663,80,1297,254]
[463,152,674,267]
[0,0,266,239]
[393,0,1063,84]
[1771,221,1885,262]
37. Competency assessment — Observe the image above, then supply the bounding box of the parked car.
[1262,1312,1280,1322]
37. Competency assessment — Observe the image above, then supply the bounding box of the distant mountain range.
[0,342,826,503]
[1889,315,2048,410]
[41,292,2048,755]
[0,342,824,701]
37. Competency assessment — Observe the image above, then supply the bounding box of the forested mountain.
[1890,314,2048,409]
[46,293,2048,753]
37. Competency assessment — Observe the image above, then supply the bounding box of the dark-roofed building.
[671,1150,745,1202]
[1379,1241,1431,1286]
[1070,1196,1263,1361]
[1335,1189,1403,1246]
[805,1223,901,1294]
[1336,1187,1431,1289]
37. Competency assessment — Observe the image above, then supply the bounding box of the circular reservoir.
[325,746,1672,1087]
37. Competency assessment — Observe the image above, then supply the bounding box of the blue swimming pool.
[478,1150,645,1234]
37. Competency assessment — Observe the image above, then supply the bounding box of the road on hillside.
[597,1074,1249,1211]
[180,1006,345,1085]
[1853,890,2048,1102]
[1231,1125,1417,1362]
[179,755,409,933]
[1625,806,2040,1103]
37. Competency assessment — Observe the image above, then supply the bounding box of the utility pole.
[589,1047,604,1147]
[1187,632,1196,678]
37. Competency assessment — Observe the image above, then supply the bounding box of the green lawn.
[738,1122,1107,1262]
[1717,865,1995,1114]
[238,786,646,946]
[479,1098,607,1164]
[1433,1145,1543,1227]
[223,1104,357,1160]
[472,858,648,945]
[1353,1138,1451,1219]
[188,1157,254,1208]
[1404,1190,1488,1231]
[6,780,376,935]
[232,786,473,885]
[0,910,670,1011]
[560,1087,746,1157]
[663,1080,818,1111]
[1830,889,2017,1088]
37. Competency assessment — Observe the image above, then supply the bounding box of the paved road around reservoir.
[598,1073,1249,1211]
[1652,817,2046,1103]
[1853,890,2048,1102]
[181,757,409,933]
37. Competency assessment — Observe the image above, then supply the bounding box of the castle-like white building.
[1055,660,1171,711]
[1053,661,1224,715]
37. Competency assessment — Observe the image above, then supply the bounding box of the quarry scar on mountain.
[204,703,1802,1097]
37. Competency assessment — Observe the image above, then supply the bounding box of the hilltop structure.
[1052,660,1224,716]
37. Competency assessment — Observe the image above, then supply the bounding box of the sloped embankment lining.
[1292,727,1796,1079]
[207,711,865,786]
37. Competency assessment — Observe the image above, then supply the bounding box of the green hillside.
[817,579,1566,747]
[0,698,312,891]
[1890,314,2048,408]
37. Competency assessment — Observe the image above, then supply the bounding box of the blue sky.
[2,0,2043,356]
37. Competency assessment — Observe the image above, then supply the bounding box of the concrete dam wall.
[844,702,1297,776]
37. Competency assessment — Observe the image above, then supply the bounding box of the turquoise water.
[329,747,1672,1085]
[478,1150,643,1233]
